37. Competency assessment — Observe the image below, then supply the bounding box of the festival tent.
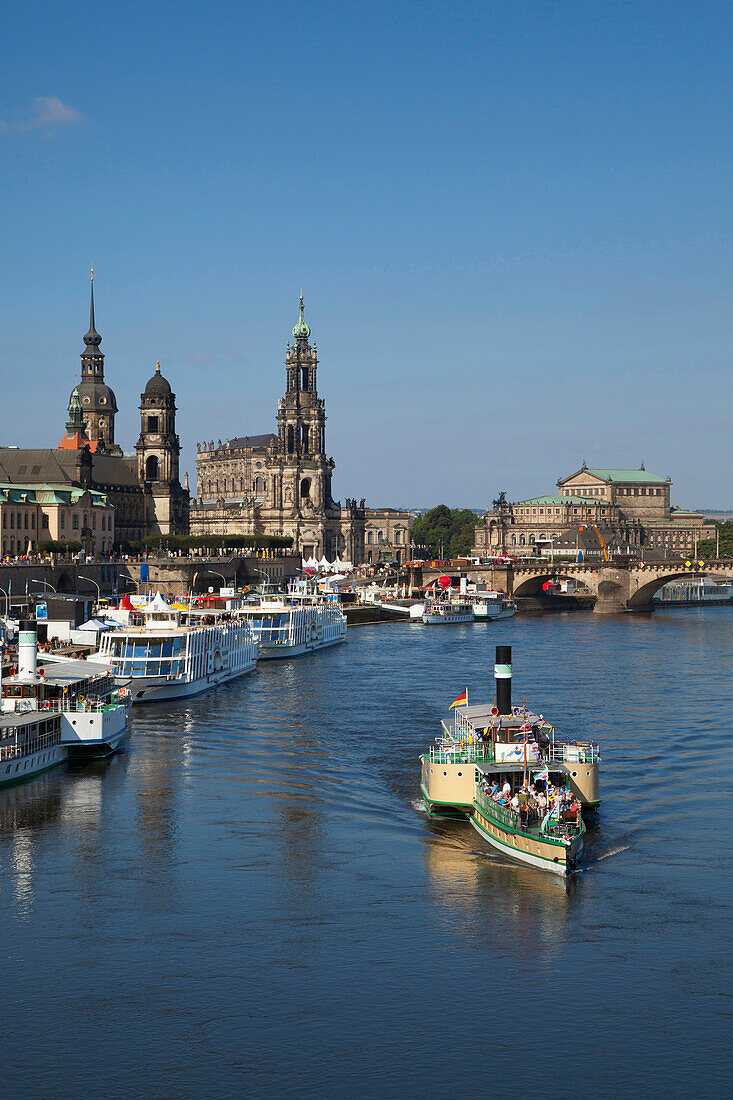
[118,594,135,611]
[78,618,111,633]
[144,592,172,614]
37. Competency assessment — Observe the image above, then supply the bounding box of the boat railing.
[4,699,121,716]
[546,742,600,764]
[429,742,493,765]
[473,786,584,840]
[0,730,60,761]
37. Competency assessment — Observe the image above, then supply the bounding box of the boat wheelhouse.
[420,645,600,876]
[97,592,258,702]
[236,582,346,659]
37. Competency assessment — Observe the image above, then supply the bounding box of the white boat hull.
[123,659,257,703]
[423,612,473,624]
[257,633,346,660]
[0,744,66,788]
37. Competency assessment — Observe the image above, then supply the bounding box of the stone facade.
[472,465,714,558]
[364,508,412,565]
[0,482,114,558]
[1,278,189,546]
[191,296,366,562]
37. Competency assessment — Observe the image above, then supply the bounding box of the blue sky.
[1,0,731,509]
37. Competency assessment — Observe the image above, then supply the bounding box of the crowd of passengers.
[480,776,580,828]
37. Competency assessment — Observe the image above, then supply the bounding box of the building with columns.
[472,463,714,558]
[191,295,366,562]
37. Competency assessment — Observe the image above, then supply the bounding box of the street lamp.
[78,575,101,604]
[29,579,56,595]
[0,586,9,616]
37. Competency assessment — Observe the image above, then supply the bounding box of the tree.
[697,521,733,559]
[410,506,480,559]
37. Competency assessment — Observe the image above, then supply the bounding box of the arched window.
[519,534,525,545]
[300,478,311,499]
[511,534,516,546]
[146,455,160,481]
[287,426,295,453]
[301,425,309,452]
[254,476,266,495]
[302,366,308,390]
[367,530,374,544]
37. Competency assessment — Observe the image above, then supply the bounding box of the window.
[10,514,14,529]
[147,416,159,432]
[72,515,79,530]
[60,514,65,530]
[300,478,311,499]
[254,476,266,495]
[24,513,28,529]
[146,455,160,480]
[367,530,374,544]
[287,426,295,453]
[92,514,96,530]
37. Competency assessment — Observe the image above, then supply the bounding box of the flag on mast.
[449,689,468,710]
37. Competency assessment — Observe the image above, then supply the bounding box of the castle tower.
[73,270,121,454]
[136,361,189,534]
[57,387,95,451]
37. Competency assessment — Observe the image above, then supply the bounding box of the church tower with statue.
[191,294,365,563]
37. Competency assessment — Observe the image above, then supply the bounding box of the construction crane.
[580,505,610,562]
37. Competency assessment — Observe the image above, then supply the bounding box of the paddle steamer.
[420,645,600,875]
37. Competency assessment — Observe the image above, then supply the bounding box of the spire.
[156,359,161,372]
[292,290,311,342]
[66,387,85,433]
[82,268,103,363]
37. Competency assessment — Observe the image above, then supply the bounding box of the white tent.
[144,591,172,615]
[78,618,109,633]
[318,556,331,571]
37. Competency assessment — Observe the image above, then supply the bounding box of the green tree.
[697,521,733,559]
[410,506,480,559]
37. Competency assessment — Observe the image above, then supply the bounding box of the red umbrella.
[438,576,452,588]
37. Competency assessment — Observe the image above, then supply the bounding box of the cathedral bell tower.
[73,270,121,454]
[277,293,327,463]
[136,361,189,534]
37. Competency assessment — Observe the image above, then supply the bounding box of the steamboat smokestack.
[495,645,512,715]
[17,619,38,682]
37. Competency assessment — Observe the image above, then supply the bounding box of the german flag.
[449,689,468,710]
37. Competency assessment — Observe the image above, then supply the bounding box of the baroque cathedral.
[191,295,366,562]
[0,275,189,548]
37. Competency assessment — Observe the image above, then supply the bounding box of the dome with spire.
[144,360,172,396]
[292,292,311,342]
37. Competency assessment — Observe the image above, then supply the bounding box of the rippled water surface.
[1,609,731,1098]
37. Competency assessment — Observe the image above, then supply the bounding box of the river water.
[1,609,731,1098]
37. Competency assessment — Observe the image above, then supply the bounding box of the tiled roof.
[516,495,602,506]
[576,468,668,484]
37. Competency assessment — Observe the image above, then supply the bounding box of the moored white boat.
[471,593,517,620]
[1,622,130,787]
[236,581,346,658]
[97,592,258,702]
[423,597,474,624]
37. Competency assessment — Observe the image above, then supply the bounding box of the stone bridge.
[414,559,733,614]
[498,560,733,613]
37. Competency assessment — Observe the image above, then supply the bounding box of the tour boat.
[236,582,346,658]
[0,623,131,787]
[97,592,258,702]
[422,597,474,624]
[652,579,733,607]
[420,645,600,876]
[471,593,517,620]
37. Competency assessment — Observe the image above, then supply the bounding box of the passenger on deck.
[502,779,511,800]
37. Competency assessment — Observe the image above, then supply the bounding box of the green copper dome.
[292,292,311,341]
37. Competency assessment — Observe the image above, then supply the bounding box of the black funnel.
[495,645,512,715]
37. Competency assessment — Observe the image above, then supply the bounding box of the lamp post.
[29,579,56,595]
[0,586,9,616]
[78,574,101,604]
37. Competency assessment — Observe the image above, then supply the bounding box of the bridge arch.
[512,569,595,598]
[629,569,733,609]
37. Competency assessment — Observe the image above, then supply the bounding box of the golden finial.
[90,266,94,282]
[156,359,161,372]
